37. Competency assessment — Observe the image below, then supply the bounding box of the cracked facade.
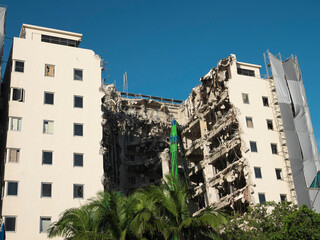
[101,54,299,214]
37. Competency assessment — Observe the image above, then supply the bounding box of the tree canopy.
[221,201,320,240]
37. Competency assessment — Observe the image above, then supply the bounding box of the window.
[237,68,255,77]
[5,216,16,232]
[310,171,320,189]
[246,117,254,128]
[74,69,83,81]
[43,120,54,134]
[254,167,262,178]
[10,117,22,131]
[41,34,79,47]
[15,60,24,72]
[250,141,258,152]
[44,92,54,105]
[258,193,266,204]
[275,169,283,180]
[267,119,273,130]
[74,123,83,136]
[271,143,278,154]
[242,93,249,104]
[42,151,53,165]
[74,153,83,167]
[45,64,55,77]
[73,184,83,198]
[280,194,287,202]
[8,148,20,163]
[7,181,18,196]
[41,183,52,197]
[11,88,25,102]
[74,96,83,108]
[40,217,51,233]
[262,97,269,107]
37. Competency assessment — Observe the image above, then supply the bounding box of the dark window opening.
[262,97,269,107]
[276,169,282,180]
[74,69,83,81]
[41,183,52,197]
[42,151,53,165]
[74,184,83,198]
[250,141,258,152]
[258,193,266,204]
[74,124,83,136]
[280,194,287,202]
[271,144,278,154]
[15,61,24,72]
[7,182,18,195]
[74,153,83,167]
[267,120,273,130]
[5,217,16,231]
[12,88,25,102]
[74,96,83,108]
[237,68,255,77]
[254,167,262,178]
[41,34,80,47]
[44,92,54,105]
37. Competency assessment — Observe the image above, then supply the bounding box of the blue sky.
[2,0,320,146]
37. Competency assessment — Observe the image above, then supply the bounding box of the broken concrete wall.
[100,84,181,193]
[182,55,252,214]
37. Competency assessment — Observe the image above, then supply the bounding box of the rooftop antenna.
[123,71,128,98]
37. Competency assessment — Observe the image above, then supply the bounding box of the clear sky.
[2,0,320,146]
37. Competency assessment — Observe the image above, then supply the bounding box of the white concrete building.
[0,24,103,239]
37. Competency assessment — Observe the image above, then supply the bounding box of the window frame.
[73,153,83,167]
[11,87,25,102]
[8,148,20,163]
[275,168,283,180]
[280,194,287,202]
[42,151,53,165]
[45,64,55,77]
[43,120,54,134]
[41,182,52,198]
[73,184,84,199]
[10,117,22,131]
[242,93,249,104]
[74,68,83,81]
[262,96,269,107]
[7,181,18,196]
[73,123,83,137]
[74,95,83,108]
[44,91,54,105]
[258,193,266,204]
[250,141,258,153]
[246,116,254,128]
[271,143,278,154]
[254,167,262,179]
[40,216,52,233]
[14,60,24,73]
[5,216,17,232]
[267,119,273,130]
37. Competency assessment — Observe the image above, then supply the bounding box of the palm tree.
[47,205,112,240]
[86,191,135,240]
[146,174,227,240]
[48,174,226,240]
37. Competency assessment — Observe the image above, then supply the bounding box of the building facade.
[101,53,319,214]
[0,24,103,239]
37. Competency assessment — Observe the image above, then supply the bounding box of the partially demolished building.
[101,53,319,213]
